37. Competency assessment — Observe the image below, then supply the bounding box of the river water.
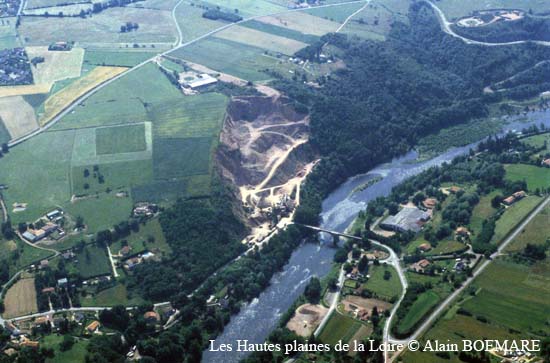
[202,110,550,363]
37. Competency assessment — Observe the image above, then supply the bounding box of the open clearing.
[504,204,550,252]
[0,96,39,140]
[174,2,227,43]
[0,17,19,49]
[213,25,308,55]
[318,311,363,346]
[286,303,328,337]
[395,290,440,336]
[25,46,84,86]
[491,195,543,245]
[39,66,127,126]
[84,50,156,67]
[3,278,38,319]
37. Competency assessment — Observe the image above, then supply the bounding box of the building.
[380,207,431,233]
[22,231,37,242]
[410,259,431,273]
[418,242,432,252]
[120,246,132,257]
[422,198,437,209]
[542,158,550,167]
[143,311,160,324]
[41,287,55,294]
[39,259,49,269]
[86,321,100,333]
[46,209,62,220]
[181,73,218,89]
[503,190,526,206]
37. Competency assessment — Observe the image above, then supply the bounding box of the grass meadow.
[505,163,550,191]
[318,311,362,345]
[74,244,112,279]
[362,265,402,300]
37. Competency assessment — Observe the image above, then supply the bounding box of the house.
[22,231,37,242]
[418,243,432,252]
[73,312,85,323]
[410,259,431,273]
[46,209,62,220]
[34,316,49,326]
[357,309,370,321]
[513,191,526,199]
[19,336,39,349]
[503,190,526,206]
[61,251,74,260]
[57,278,68,287]
[380,207,431,233]
[41,287,55,294]
[86,321,100,333]
[503,196,515,205]
[542,158,550,167]
[455,227,470,236]
[41,223,58,234]
[449,186,462,194]
[39,260,49,269]
[422,198,437,209]
[3,348,16,356]
[143,311,160,324]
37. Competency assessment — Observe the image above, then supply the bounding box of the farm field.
[83,50,155,67]
[0,96,39,140]
[337,1,401,40]
[257,11,341,36]
[490,195,543,245]
[3,278,38,318]
[110,218,171,258]
[25,46,84,86]
[39,66,127,126]
[73,244,112,279]
[318,311,363,346]
[199,0,286,17]
[303,1,366,23]
[394,290,440,336]
[128,0,180,10]
[241,20,319,43]
[25,0,78,9]
[0,121,10,144]
[436,0,550,20]
[362,265,402,300]
[504,204,550,252]
[173,37,288,81]
[505,163,550,191]
[0,17,19,49]
[0,83,51,98]
[23,3,93,16]
[213,25,308,55]
[64,194,133,233]
[96,123,147,155]
[173,2,226,43]
[468,189,500,234]
[18,7,177,47]
[427,240,467,255]
[521,132,550,150]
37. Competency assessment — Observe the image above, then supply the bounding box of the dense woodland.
[82,3,550,363]
[452,15,550,43]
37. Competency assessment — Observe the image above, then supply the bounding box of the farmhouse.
[380,207,430,233]
[39,259,49,269]
[143,311,160,324]
[48,42,73,51]
[57,278,68,287]
[418,242,432,252]
[503,190,526,206]
[410,259,431,273]
[541,158,550,167]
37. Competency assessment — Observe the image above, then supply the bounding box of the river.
[202,110,550,363]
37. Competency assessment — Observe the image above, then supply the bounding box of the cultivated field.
[0,83,51,98]
[0,121,10,144]
[490,195,543,245]
[198,0,286,17]
[39,66,127,126]
[394,291,440,336]
[25,46,84,86]
[96,123,147,155]
[504,204,550,252]
[3,278,38,318]
[83,50,155,67]
[241,20,320,43]
[0,17,19,49]
[213,25,308,55]
[23,3,93,16]
[174,2,227,43]
[25,0,80,9]
[0,96,39,140]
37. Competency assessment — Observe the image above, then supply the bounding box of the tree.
[304,277,321,303]
[59,334,75,351]
[333,248,347,263]
[383,270,391,280]
[358,255,368,273]
[1,143,8,153]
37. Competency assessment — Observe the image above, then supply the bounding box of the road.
[428,1,550,47]
[7,0,368,148]
[386,196,550,362]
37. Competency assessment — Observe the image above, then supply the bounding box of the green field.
[490,195,543,245]
[0,17,19,49]
[74,244,112,279]
[65,194,133,233]
[200,0,285,17]
[305,1,366,22]
[318,311,363,345]
[505,163,550,191]
[174,2,227,43]
[241,20,320,44]
[42,334,88,363]
[0,118,10,144]
[428,240,467,255]
[81,283,144,307]
[395,291,440,336]
[521,132,550,150]
[505,204,550,252]
[468,189,500,234]
[96,123,147,155]
[83,50,155,67]
[362,265,402,300]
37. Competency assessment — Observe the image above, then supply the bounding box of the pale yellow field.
[39,66,127,126]
[213,25,308,55]
[0,83,51,97]
[257,12,340,36]
[3,278,38,319]
[25,46,84,86]
[0,96,39,140]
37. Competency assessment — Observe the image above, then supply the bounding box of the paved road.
[428,1,550,47]
[386,196,550,362]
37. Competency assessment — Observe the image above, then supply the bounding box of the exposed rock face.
[217,95,311,188]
